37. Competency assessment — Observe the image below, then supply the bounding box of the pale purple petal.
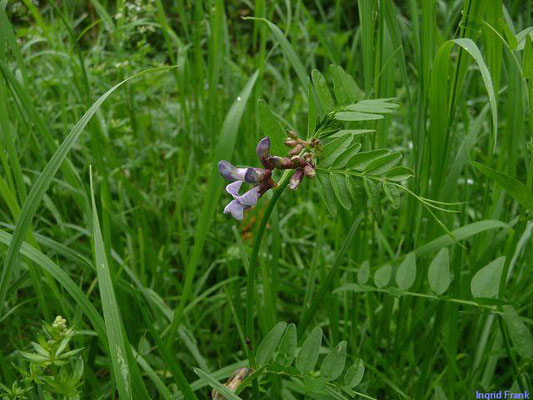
[223,199,248,220]
[218,160,249,182]
[226,181,243,196]
[236,186,262,206]
[226,182,261,206]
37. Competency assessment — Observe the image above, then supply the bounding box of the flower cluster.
[271,131,318,190]
[218,132,318,220]
[218,138,275,220]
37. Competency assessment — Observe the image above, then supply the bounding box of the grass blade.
[132,289,198,399]
[194,368,244,400]
[90,168,132,400]
[0,66,176,313]
[170,71,258,341]
[299,214,363,334]
[473,161,533,212]
[0,230,106,343]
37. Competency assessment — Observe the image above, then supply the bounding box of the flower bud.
[256,137,273,169]
[290,155,302,164]
[289,143,304,156]
[303,163,315,178]
[268,156,297,169]
[284,138,298,147]
[289,169,304,190]
[287,130,298,139]
[53,315,67,331]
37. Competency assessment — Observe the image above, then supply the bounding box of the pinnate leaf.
[428,248,451,295]
[335,111,384,121]
[296,327,322,374]
[358,261,370,284]
[333,143,362,168]
[365,152,401,175]
[344,99,398,113]
[312,69,335,113]
[346,149,389,170]
[256,322,287,366]
[275,323,297,367]
[374,264,391,288]
[383,182,400,209]
[385,166,415,182]
[316,172,338,218]
[320,341,347,381]
[470,257,505,299]
[321,135,352,166]
[363,179,381,217]
[396,252,416,291]
[330,173,352,210]
[344,359,365,388]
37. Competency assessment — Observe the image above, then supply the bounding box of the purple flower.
[219,138,276,220]
[223,181,272,220]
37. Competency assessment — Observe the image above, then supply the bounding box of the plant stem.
[245,170,291,368]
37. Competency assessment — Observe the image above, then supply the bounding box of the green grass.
[0,1,532,399]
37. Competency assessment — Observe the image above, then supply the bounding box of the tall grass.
[0,1,531,399]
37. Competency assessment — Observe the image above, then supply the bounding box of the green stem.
[245,170,291,368]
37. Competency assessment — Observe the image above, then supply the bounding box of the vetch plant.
[218,68,451,225]
[211,65,474,399]
[213,65,433,398]
[198,322,367,399]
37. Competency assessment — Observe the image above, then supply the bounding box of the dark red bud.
[289,143,304,156]
[287,130,298,139]
[269,156,298,169]
[303,164,315,178]
[284,138,298,147]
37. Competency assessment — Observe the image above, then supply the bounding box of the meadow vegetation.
[0,0,532,398]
